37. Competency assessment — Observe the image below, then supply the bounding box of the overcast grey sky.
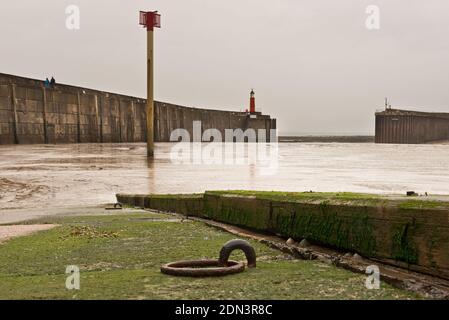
[1,0,448,135]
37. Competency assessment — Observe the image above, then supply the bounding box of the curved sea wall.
[117,191,449,280]
[0,73,275,144]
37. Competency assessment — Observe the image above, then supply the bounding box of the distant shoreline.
[278,136,375,143]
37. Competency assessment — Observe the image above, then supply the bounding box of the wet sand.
[0,224,57,243]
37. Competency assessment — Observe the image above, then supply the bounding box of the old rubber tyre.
[219,239,257,268]
[160,259,244,277]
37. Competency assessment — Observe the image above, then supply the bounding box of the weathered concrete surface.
[375,108,449,144]
[116,191,449,281]
[154,102,276,142]
[0,73,275,145]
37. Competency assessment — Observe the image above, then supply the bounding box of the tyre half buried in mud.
[160,239,256,277]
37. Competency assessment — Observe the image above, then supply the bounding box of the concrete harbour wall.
[375,109,449,144]
[0,73,276,145]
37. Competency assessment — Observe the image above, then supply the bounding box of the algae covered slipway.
[118,191,449,285]
[0,211,420,299]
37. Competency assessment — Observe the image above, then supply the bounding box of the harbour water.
[1,142,449,210]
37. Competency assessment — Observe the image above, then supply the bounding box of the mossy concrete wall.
[117,191,449,280]
[0,73,276,145]
[119,194,204,217]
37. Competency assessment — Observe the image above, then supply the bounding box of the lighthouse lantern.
[249,89,256,114]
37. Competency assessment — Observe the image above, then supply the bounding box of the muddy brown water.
[1,142,449,219]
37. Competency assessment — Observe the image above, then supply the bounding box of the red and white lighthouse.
[249,89,256,114]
